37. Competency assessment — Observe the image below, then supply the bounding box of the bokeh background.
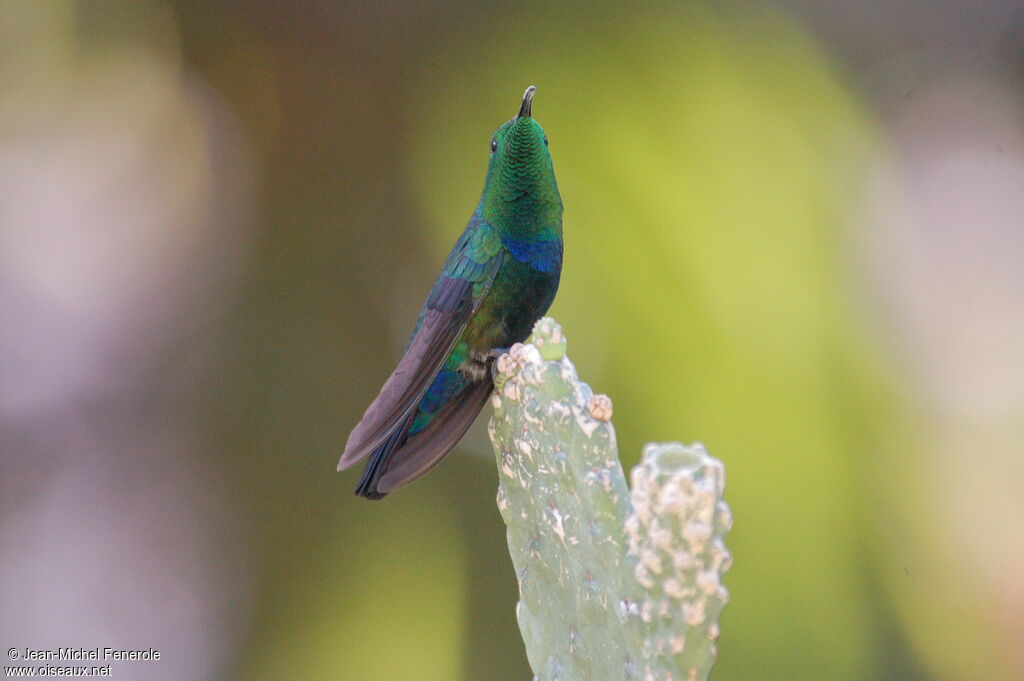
[2,1,1023,680]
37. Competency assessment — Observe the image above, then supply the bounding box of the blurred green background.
[2,2,1023,681]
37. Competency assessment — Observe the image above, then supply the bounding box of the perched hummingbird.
[338,86,563,499]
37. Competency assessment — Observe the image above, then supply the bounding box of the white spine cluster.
[626,443,732,681]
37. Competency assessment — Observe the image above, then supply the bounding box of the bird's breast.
[462,249,561,357]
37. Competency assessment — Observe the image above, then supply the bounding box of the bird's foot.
[487,346,511,360]
[466,348,512,382]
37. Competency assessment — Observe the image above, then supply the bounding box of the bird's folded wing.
[338,278,473,470]
[338,222,503,471]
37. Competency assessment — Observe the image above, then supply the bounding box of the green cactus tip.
[488,317,732,681]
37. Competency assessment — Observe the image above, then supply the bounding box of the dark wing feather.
[376,379,493,493]
[338,217,503,474]
[337,276,475,471]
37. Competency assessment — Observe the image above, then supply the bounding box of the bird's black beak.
[518,86,536,119]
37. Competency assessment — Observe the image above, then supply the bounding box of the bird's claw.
[487,347,511,381]
[488,347,511,360]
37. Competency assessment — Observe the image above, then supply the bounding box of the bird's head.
[481,86,562,224]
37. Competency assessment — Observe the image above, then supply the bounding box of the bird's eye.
[490,138,498,152]
[543,135,548,146]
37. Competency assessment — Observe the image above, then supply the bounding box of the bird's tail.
[353,413,414,499]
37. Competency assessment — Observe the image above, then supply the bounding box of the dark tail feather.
[354,412,414,499]
[376,380,493,494]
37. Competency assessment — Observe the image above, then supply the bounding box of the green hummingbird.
[338,86,563,499]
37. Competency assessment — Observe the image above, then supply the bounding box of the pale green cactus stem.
[488,317,731,681]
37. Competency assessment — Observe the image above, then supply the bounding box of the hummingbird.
[338,86,563,499]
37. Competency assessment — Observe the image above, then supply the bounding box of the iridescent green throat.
[480,115,562,242]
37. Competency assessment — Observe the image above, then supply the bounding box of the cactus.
[488,318,732,681]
